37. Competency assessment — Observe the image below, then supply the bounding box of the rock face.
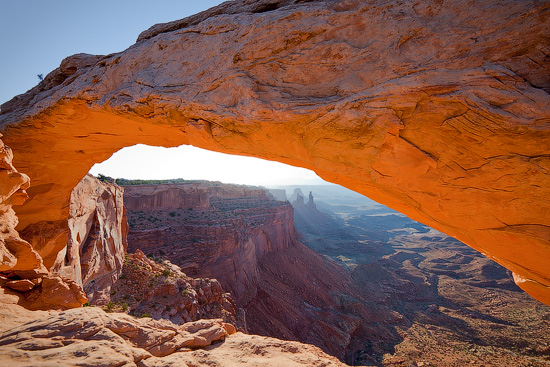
[0,307,356,367]
[124,182,297,302]
[0,143,358,367]
[0,0,549,303]
[60,174,128,303]
[0,135,42,275]
[0,307,233,366]
[105,249,237,326]
[124,181,268,212]
[0,137,87,310]
[123,181,398,362]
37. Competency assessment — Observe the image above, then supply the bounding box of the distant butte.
[0,0,549,303]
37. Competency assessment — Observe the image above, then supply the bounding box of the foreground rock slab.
[141,332,362,367]
[0,307,360,367]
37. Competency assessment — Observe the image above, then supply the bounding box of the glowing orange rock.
[0,0,549,304]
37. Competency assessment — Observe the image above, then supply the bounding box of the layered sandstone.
[124,181,268,212]
[0,0,549,303]
[55,174,128,303]
[105,249,237,326]
[124,182,296,302]
[0,135,41,275]
[123,182,399,361]
[0,139,361,367]
[0,137,87,310]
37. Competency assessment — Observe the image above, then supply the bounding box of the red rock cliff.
[124,183,296,302]
[61,174,128,303]
[0,140,355,367]
[123,182,393,361]
[0,135,41,275]
[0,0,549,304]
[0,137,86,310]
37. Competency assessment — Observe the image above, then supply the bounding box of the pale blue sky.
[0,0,223,103]
[0,0,326,186]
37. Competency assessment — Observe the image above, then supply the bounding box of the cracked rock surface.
[0,0,549,303]
[0,307,355,367]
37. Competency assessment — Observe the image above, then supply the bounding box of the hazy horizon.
[89,144,328,186]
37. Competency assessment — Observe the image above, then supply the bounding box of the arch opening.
[0,0,548,306]
[71,146,550,365]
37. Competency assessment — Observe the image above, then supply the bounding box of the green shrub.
[105,302,116,312]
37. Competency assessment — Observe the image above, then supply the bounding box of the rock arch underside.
[1,0,549,305]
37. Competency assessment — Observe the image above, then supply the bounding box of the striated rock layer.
[0,124,360,367]
[124,182,297,302]
[0,0,549,303]
[0,135,41,275]
[0,137,86,310]
[123,182,399,362]
[105,249,237,326]
[60,174,128,303]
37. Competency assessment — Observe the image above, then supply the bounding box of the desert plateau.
[0,0,549,366]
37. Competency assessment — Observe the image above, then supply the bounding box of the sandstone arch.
[1,0,549,304]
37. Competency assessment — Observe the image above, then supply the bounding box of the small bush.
[140,313,151,318]
[162,269,171,277]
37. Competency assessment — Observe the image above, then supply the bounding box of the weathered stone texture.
[0,0,549,303]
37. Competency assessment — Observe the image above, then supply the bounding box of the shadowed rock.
[0,0,549,303]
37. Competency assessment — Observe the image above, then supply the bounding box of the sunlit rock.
[0,0,549,303]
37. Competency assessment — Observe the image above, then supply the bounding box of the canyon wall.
[0,0,549,303]
[123,182,388,361]
[0,137,86,310]
[124,181,268,212]
[62,174,128,303]
[0,135,40,276]
[124,183,297,303]
[0,140,356,367]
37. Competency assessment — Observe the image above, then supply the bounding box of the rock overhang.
[0,0,549,303]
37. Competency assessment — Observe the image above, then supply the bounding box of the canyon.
[290,186,550,366]
[121,180,550,366]
[122,181,377,362]
[0,0,549,365]
[0,143,356,367]
[0,0,548,304]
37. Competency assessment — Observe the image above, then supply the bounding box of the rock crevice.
[0,0,549,303]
